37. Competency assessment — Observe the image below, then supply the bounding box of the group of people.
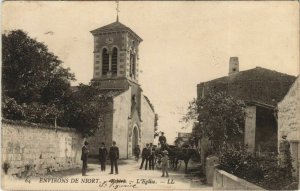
[81,141,119,176]
[133,132,169,177]
[80,132,169,177]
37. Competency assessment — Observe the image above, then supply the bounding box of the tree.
[2,30,75,104]
[2,30,75,124]
[62,84,113,137]
[185,90,246,144]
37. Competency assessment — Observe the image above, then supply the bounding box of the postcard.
[1,1,299,190]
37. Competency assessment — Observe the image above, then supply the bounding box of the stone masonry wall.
[278,77,300,142]
[1,120,83,177]
[278,77,300,179]
[112,88,131,159]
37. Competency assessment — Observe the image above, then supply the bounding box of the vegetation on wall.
[218,144,297,190]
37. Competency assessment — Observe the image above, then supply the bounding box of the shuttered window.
[111,47,118,75]
[102,48,109,75]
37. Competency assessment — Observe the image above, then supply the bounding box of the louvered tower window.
[102,48,109,75]
[132,54,136,78]
[130,52,136,79]
[111,47,118,75]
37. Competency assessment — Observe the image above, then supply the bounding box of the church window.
[111,47,118,75]
[130,52,136,79]
[102,48,109,75]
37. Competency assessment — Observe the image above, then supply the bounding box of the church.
[87,18,156,159]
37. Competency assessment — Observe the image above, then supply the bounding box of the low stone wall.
[1,119,83,177]
[213,169,265,190]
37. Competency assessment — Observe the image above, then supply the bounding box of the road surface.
[2,159,212,190]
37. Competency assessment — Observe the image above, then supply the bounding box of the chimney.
[229,57,239,75]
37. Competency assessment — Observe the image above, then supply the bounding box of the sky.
[2,1,299,143]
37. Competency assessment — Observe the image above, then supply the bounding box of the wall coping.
[215,169,265,190]
[2,119,78,133]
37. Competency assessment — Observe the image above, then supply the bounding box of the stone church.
[87,19,156,159]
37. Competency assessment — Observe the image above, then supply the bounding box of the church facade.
[87,20,156,159]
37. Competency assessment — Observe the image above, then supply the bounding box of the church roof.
[197,67,296,106]
[90,21,142,42]
[97,89,126,98]
[70,85,126,98]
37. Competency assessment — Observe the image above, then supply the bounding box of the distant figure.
[81,141,89,176]
[149,143,155,170]
[140,144,150,170]
[109,141,119,175]
[279,135,292,178]
[159,132,167,145]
[134,145,141,162]
[99,142,108,172]
[161,150,169,177]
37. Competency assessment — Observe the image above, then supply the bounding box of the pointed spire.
[116,1,120,22]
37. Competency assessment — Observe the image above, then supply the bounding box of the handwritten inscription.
[34,177,176,189]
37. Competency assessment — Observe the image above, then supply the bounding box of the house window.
[102,48,109,75]
[111,47,118,75]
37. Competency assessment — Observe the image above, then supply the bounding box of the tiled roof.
[97,89,126,98]
[197,67,296,106]
[70,86,126,98]
[90,21,142,42]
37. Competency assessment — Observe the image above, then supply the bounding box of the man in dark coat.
[149,143,155,170]
[134,145,141,162]
[139,144,150,170]
[159,132,167,150]
[109,141,119,174]
[159,132,167,145]
[99,142,108,172]
[81,141,89,176]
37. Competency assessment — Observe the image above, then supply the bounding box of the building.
[175,132,192,147]
[87,19,156,159]
[197,57,296,155]
[277,76,300,179]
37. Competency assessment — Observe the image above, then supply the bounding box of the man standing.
[99,142,108,172]
[134,145,141,162]
[81,141,89,176]
[140,144,150,170]
[109,141,119,175]
[279,135,292,178]
[159,132,167,145]
[149,143,155,170]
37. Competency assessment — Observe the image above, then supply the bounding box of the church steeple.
[116,1,120,22]
[90,20,142,87]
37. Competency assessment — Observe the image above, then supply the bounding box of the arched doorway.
[132,126,139,155]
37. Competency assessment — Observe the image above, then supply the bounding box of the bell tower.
[90,20,142,88]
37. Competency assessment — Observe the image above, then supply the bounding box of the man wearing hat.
[109,141,119,174]
[279,135,292,178]
[99,142,108,172]
[161,150,169,177]
[159,132,167,145]
[81,141,89,176]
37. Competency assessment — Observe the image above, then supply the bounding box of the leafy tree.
[62,84,113,136]
[2,30,75,124]
[185,90,246,144]
[2,30,75,104]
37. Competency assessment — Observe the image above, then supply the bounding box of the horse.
[172,147,198,173]
[160,144,199,174]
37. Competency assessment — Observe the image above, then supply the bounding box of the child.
[161,150,169,177]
